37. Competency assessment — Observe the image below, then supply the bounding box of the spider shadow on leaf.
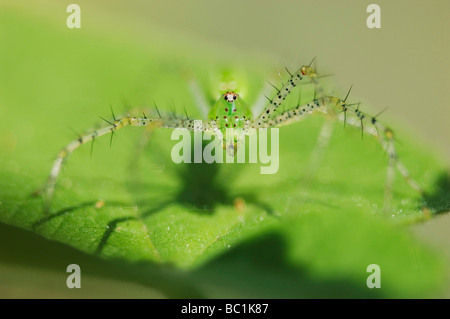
[424,170,450,215]
[127,136,274,216]
[32,134,274,258]
[93,138,274,256]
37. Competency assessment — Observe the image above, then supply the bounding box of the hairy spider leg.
[187,76,212,120]
[303,118,335,183]
[328,99,424,195]
[256,62,423,208]
[43,115,216,211]
[252,95,423,209]
[250,81,278,117]
[253,65,316,125]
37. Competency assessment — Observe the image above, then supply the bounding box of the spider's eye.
[224,95,227,101]
[233,95,237,100]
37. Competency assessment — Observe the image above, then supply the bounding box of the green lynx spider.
[42,62,423,211]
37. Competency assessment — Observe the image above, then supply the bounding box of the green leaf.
[0,7,448,298]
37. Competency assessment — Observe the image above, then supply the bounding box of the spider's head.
[223,92,238,103]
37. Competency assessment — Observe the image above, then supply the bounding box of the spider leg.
[253,95,423,210]
[187,76,211,120]
[332,103,423,195]
[332,100,424,210]
[303,118,335,183]
[384,136,396,211]
[42,115,213,212]
[252,98,325,129]
[127,119,155,172]
[384,131,424,206]
[253,65,315,125]
[253,96,335,183]
[250,82,278,116]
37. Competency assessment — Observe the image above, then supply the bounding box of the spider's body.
[41,62,423,212]
[207,92,252,155]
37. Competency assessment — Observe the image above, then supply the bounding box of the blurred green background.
[0,0,449,298]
